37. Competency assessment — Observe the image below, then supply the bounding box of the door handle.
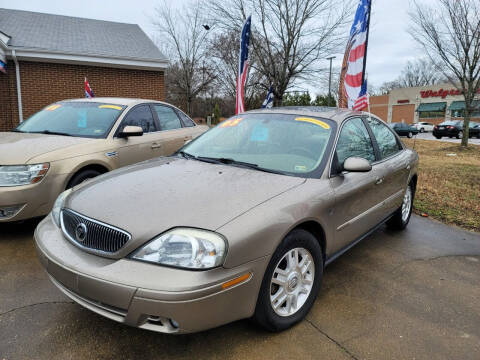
[375,177,384,185]
[151,142,162,149]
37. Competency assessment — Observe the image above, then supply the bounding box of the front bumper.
[34,216,269,333]
[0,173,68,222]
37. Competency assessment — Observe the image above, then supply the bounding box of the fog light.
[0,204,24,219]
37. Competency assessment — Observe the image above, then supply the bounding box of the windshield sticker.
[295,165,308,172]
[99,104,123,110]
[45,104,61,111]
[295,117,330,129]
[77,111,87,128]
[250,125,269,142]
[220,117,243,128]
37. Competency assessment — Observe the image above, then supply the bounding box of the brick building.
[0,9,167,131]
[370,83,480,125]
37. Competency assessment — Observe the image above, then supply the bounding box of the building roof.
[0,8,167,70]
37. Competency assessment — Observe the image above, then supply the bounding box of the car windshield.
[181,113,334,176]
[15,102,126,138]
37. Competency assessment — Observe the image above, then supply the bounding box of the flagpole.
[361,0,372,86]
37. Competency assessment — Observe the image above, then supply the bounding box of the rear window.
[440,121,461,126]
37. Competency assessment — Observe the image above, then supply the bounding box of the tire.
[456,131,463,139]
[387,182,414,231]
[476,133,480,139]
[253,229,323,332]
[434,135,442,139]
[407,132,413,138]
[67,169,102,188]
[420,128,425,133]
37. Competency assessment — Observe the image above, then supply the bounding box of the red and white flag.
[338,0,371,109]
[85,77,95,98]
[236,16,251,114]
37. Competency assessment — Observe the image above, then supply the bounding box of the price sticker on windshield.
[220,117,243,128]
[99,104,123,110]
[45,104,61,111]
[295,117,330,129]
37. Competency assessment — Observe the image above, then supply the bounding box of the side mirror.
[343,157,372,172]
[119,125,143,138]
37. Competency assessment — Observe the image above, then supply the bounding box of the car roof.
[61,97,170,107]
[246,107,374,124]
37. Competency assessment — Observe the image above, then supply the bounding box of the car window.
[336,118,376,168]
[153,105,182,130]
[178,111,196,127]
[15,102,125,138]
[119,105,157,134]
[366,117,401,159]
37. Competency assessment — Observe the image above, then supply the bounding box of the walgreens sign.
[420,88,480,99]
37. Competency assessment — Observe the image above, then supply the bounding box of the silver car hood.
[66,157,305,247]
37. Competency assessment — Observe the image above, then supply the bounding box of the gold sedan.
[0,98,207,222]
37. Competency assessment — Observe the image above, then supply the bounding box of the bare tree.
[152,0,216,115]
[410,0,480,146]
[204,0,351,106]
[209,31,267,109]
[398,58,443,88]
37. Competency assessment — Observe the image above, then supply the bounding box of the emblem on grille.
[75,223,88,243]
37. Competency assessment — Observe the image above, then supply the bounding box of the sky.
[0,0,434,94]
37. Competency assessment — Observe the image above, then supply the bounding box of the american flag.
[353,80,369,111]
[85,77,95,98]
[338,0,371,109]
[0,59,6,74]
[236,16,251,114]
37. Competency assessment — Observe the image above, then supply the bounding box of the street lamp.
[326,56,336,107]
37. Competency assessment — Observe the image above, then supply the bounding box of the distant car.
[0,98,208,222]
[412,122,434,133]
[390,123,419,138]
[433,120,480,139]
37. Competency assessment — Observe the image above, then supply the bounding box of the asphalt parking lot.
[413,132,480,145]
[1,215,479,360]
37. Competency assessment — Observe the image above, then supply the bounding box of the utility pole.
[326,56,336,107]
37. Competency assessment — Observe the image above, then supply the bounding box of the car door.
[114,104,164,167]
[365,117,410,216]
[329,117,384,253]
[151,104,194,155]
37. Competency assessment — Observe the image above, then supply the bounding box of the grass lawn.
[403,138,480,232]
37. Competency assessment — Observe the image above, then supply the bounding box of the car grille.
[61,209,131,254]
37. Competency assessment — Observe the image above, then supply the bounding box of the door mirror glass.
[343,157,372,172]
[119,125,143,138]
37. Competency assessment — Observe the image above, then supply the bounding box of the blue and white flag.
[261,86,274,109]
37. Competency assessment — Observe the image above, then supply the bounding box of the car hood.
[66,157,306,253]
[0,132,95,165]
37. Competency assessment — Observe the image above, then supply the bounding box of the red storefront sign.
[420,88,480,99]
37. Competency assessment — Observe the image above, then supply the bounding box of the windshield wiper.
[177,150,197,160]
[29,130,72,137]
[196,156,286,175]
[11,129,24,133]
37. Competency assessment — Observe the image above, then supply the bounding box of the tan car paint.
[0,98,208,222]
[34,108,419,333]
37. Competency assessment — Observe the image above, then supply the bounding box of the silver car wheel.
[402,186,412,222]
[270,248,315,317]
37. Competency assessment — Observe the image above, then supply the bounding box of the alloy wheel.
[402,186,412,223]
[270,248,315,317]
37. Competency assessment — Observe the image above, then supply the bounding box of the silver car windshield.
[15,102,126,138]
[182,113,334,175]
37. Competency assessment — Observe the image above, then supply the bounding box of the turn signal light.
[222,273,251,289]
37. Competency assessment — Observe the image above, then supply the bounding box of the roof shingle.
[0,8,166,62]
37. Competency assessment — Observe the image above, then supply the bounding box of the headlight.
[52,189,72,227]
[0,163,50,187]
[132,228,227,270]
